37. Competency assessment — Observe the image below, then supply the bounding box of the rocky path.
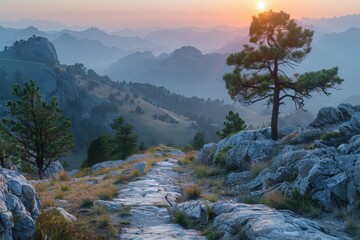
[114,158,206,239]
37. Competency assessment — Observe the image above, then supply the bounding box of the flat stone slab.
[120,224,206,240]
[126,206,171,227]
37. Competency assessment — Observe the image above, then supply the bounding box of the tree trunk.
[38,168,44,180]
[271,87,280,140]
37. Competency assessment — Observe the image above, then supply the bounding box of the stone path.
[114,158,206,239]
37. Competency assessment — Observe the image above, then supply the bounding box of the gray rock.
[67,169,79,176]
[340,112,360,138]
[212,202,346,240]
[195,143,217,165]
[238,169,277,191]
[310,105,351,128]
[94,200,122,211]
[131,162,147,174]
[272,148,307,169]
[227,140,275,169]
[177,200,212,219]
[294,157,345,209]
[127,154,154,162]
[215,129,269,155]
[0,168,41,239]
[56,207,77,222]
[225,171,253,186]
[345,135,360,154]
[44,161,64,177]
[289,128,321,144]
[91,160,125,172]
[121,224,206,239]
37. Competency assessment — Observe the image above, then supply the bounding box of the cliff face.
[0,36,59,65]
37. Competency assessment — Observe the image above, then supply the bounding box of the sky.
[0,0,359,30]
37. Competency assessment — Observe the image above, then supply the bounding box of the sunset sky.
[1,0,359,30]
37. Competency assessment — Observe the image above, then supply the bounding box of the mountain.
[0,19,69,31]
[142,27,247,53]
[54,27,156,51]
[53,33,129,68]
[0,37,262,167]
[213,35,249,54]
[300,14,360,33]
[102,46,231,100]
[0,26,49,50]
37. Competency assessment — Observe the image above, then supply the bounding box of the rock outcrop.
[0,168,41,239]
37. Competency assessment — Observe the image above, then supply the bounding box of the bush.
[184,185,201,200]
[194,165,213,178]
[36,209,102,240]
[80,198,94,208]
[320,131,341,141]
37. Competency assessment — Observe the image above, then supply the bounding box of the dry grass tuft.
[55,171,72,182]
[184,185,202,200]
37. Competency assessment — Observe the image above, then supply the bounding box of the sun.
[257,1,267,11]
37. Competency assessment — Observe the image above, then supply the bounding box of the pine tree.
[192,132,206,150]
[111,116,138,160]
[0,80,74,179]
[217,111,247,139]
[223,10,343,140]
[82,133,112,168]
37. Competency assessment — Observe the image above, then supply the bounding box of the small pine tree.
[82,134,112,168]
[192,132,206,150]
[111,116,138,160]
[138,141,146,153]
[217,111,247,139]
[0,80,74,179]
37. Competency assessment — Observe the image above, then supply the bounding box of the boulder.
[225,171,253,186]
[176,200,211,219]
[130,162,147,174]
[310,105,351,128]
[211,202,345,240]
[0,168,41,239]
[272,147,307,169]
[44,161,64,177]
[345,135,360,154]
[94,200,122,211]
[55,207,77,222]
[215,129,269,155]
[226,140,275,169]
[126,154,153,162]
[288,128,321,144]
[91,160,125,172]
[340,112,360,138]
[195,143,217,165]
[294,157,345,209]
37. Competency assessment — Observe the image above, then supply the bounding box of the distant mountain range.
[0,37,260,166]
[1,13,360,114]
[101,46,231,101]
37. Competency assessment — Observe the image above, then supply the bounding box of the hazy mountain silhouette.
[300,14,360,33]
[53,33,129,68]
[102,46,232,100]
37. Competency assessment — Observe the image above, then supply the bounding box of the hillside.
[0,37,262,166]
[102,46,232,100]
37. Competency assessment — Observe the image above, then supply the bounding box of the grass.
[55,171,72,182]
[55,191,65,200]
[173,211,191,228]
[202,194,219,202]
[184,185,202,200]
[202,227,224,240]
[36,209,106,240]
[320,131,341,141]
[239,194,259,204]
[97,186,118,200]
[80,198,94,208]
[261,190,321,218]
[250,161,271,178]
[336,207,360,238]
[194,165,214,178]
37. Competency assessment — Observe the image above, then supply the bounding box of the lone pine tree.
[223,10,343,140]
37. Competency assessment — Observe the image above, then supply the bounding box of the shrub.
[173,212,191,228]
[184,185,201,200]
[56,171,72,181]
[80,198,94,208]
[203,227,224,240]
[97,187,118,200]
[36,209,102,240]
[320,131,341,141]
[194,165,213,178]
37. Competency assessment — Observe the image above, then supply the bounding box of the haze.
[1,0,360,30]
